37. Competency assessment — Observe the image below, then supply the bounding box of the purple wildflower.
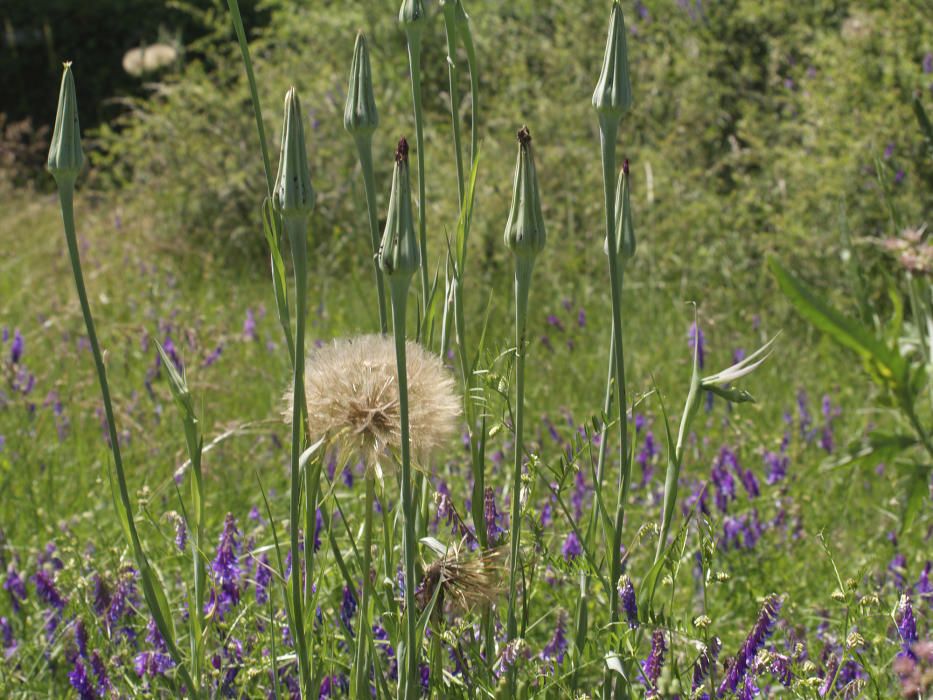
[243,309,257,341]
[562,532,583,562]
[207,513,241,619]
[255,553,272,605]
[340,586,357,633]
[718,595,782,695]
[3,564,27,612]
[619,576,638,629]
[436,493,477,545]
[1,616,15,658]
[32,569,66,610]
[897,595,919,659]
[915,562,932,605]
[546,314,564,332]
[105,568,139,633]
[763,450,788,485]
[90,652,111,695]
[91,575,110,618]
[571,470,587,519]
[738,674,760,699]
[771,652,793,686]
[924,53,933,74]
[641,629,666,696]
[541,612,568,665]
[692,636,721,690]
[74,619,88,658]
[202,344,223,367]
[174,515,187,552]
[577,308,586,328]
[69,658,97,700]
[484,487,504,547]
[135,619,175,678]
[10,330,23,364]
[797,390,814,441]
[890,553,908,590]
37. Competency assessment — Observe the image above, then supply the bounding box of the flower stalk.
[48,63,197,695]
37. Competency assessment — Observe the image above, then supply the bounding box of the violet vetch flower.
[764,450,788,485]
[1,616,15,658]
[618,575,638,629]
[897,595,918,659]
[32,569,66,610]
[47,63,85,183]
[207,513,241,619]
[173,514,187,552]
[10,330,23,364]
[561,531,583,562]
[3,564,27,612]
[90,651,111,695]
[340,585,357,633]
[915,562,932,605]
[484,487,503,547]
[771,652,793,687]
[135,618,175,678]
[692,636,721,690]
[255,553,272,605]
[541,612,568,665]
[69,658,96,700]
[641,629,666,696]
[74,619,88,658]
[718,594,782,695]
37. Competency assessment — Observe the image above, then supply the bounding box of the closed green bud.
[273,87,315,219]
[344,33,378,136]
[378,138,420,278]
[47,62,84,182]
[605,158,635,259]
[504,126,546,259]
[592,1,633,119]
[398,0,427,28]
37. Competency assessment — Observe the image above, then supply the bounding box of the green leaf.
[604,652,626,678]
[770,257,908,390]
[901,464,931,534]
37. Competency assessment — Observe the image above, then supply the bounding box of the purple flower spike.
[3,564,27,612]
[561,531,583,562]
[32,569,66,610]
[641,629,666,696]
[719,594,782,695]
[619,576,638,629]
[897,595,918,659]
[208,513,241,619]
[69,658,97,700]
[541,612,568,665]
[484,487,504,547]
[692,636,721,690]
[10,330,23,364]
[255,553,272,605]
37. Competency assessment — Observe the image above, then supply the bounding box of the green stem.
[598,114,630,700]
[355,134,389,334]
[507,258,534,642]
[353,476,376,699]
[460,16,479,170]
[389,278,419,700]
[57,181,197,695]
[442,5,465,206]
[286,216,311,697]
[404,30,430,317]
[303,457,321,607]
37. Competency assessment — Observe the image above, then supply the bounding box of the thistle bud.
[273,87,315,219]
[398,0,427,29]
[592,1,633,120]
[47,63,85,183]
[343,33,378,136]
[604,159,636,259]
[503,126,546,259]
[378,138,420,279]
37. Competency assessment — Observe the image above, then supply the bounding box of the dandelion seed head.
[284,335,460,473]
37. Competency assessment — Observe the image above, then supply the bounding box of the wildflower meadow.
[1,1,932,698]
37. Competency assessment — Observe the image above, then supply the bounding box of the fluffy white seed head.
[283,334,460,474]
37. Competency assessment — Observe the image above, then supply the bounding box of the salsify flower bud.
[344,33,378,136]
[504,126,546,259]
[47,63,85,183]
[592,1,633,120]
[273,87,315,219]
[378,138,420,279]
[605,159,635,259]
[399,0,427,28]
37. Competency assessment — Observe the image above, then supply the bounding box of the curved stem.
[355,134,389,334]
[57,181,197,695]
[389,278,419,700]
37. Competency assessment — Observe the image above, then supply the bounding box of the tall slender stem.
[506,259,533,643]
[405,33,430,315]
[355,135,389,334]
[442,6,465,206]
[353,476,376,699]
[598,114,631,700]
[389,279,419,700]
[57,181,196,695]
[286,217,311,696]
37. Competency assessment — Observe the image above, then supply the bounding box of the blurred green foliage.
[91,1,933,297]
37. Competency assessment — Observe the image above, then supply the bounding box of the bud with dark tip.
[399,0,427,29]
[605,158,636,260]
[504,126,547,260]
[378,138,420,279]
[273,87,315,219]
[344,33,379,137]
[592,1,633,120]
[47,63,85,183]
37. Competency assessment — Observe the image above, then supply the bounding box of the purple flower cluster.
[718,594,782,695]
[206,513,241,619]
[641,629,666,696]
[619,575,638,629]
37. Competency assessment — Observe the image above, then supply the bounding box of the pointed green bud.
[378,138,420,279]
[399,0,427,29]
[47,62,85,183]
[605,159,635,259]
[592,1,633,119]
[344,33,379,136]
[273,87,315,219]
[504,126,546,259]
